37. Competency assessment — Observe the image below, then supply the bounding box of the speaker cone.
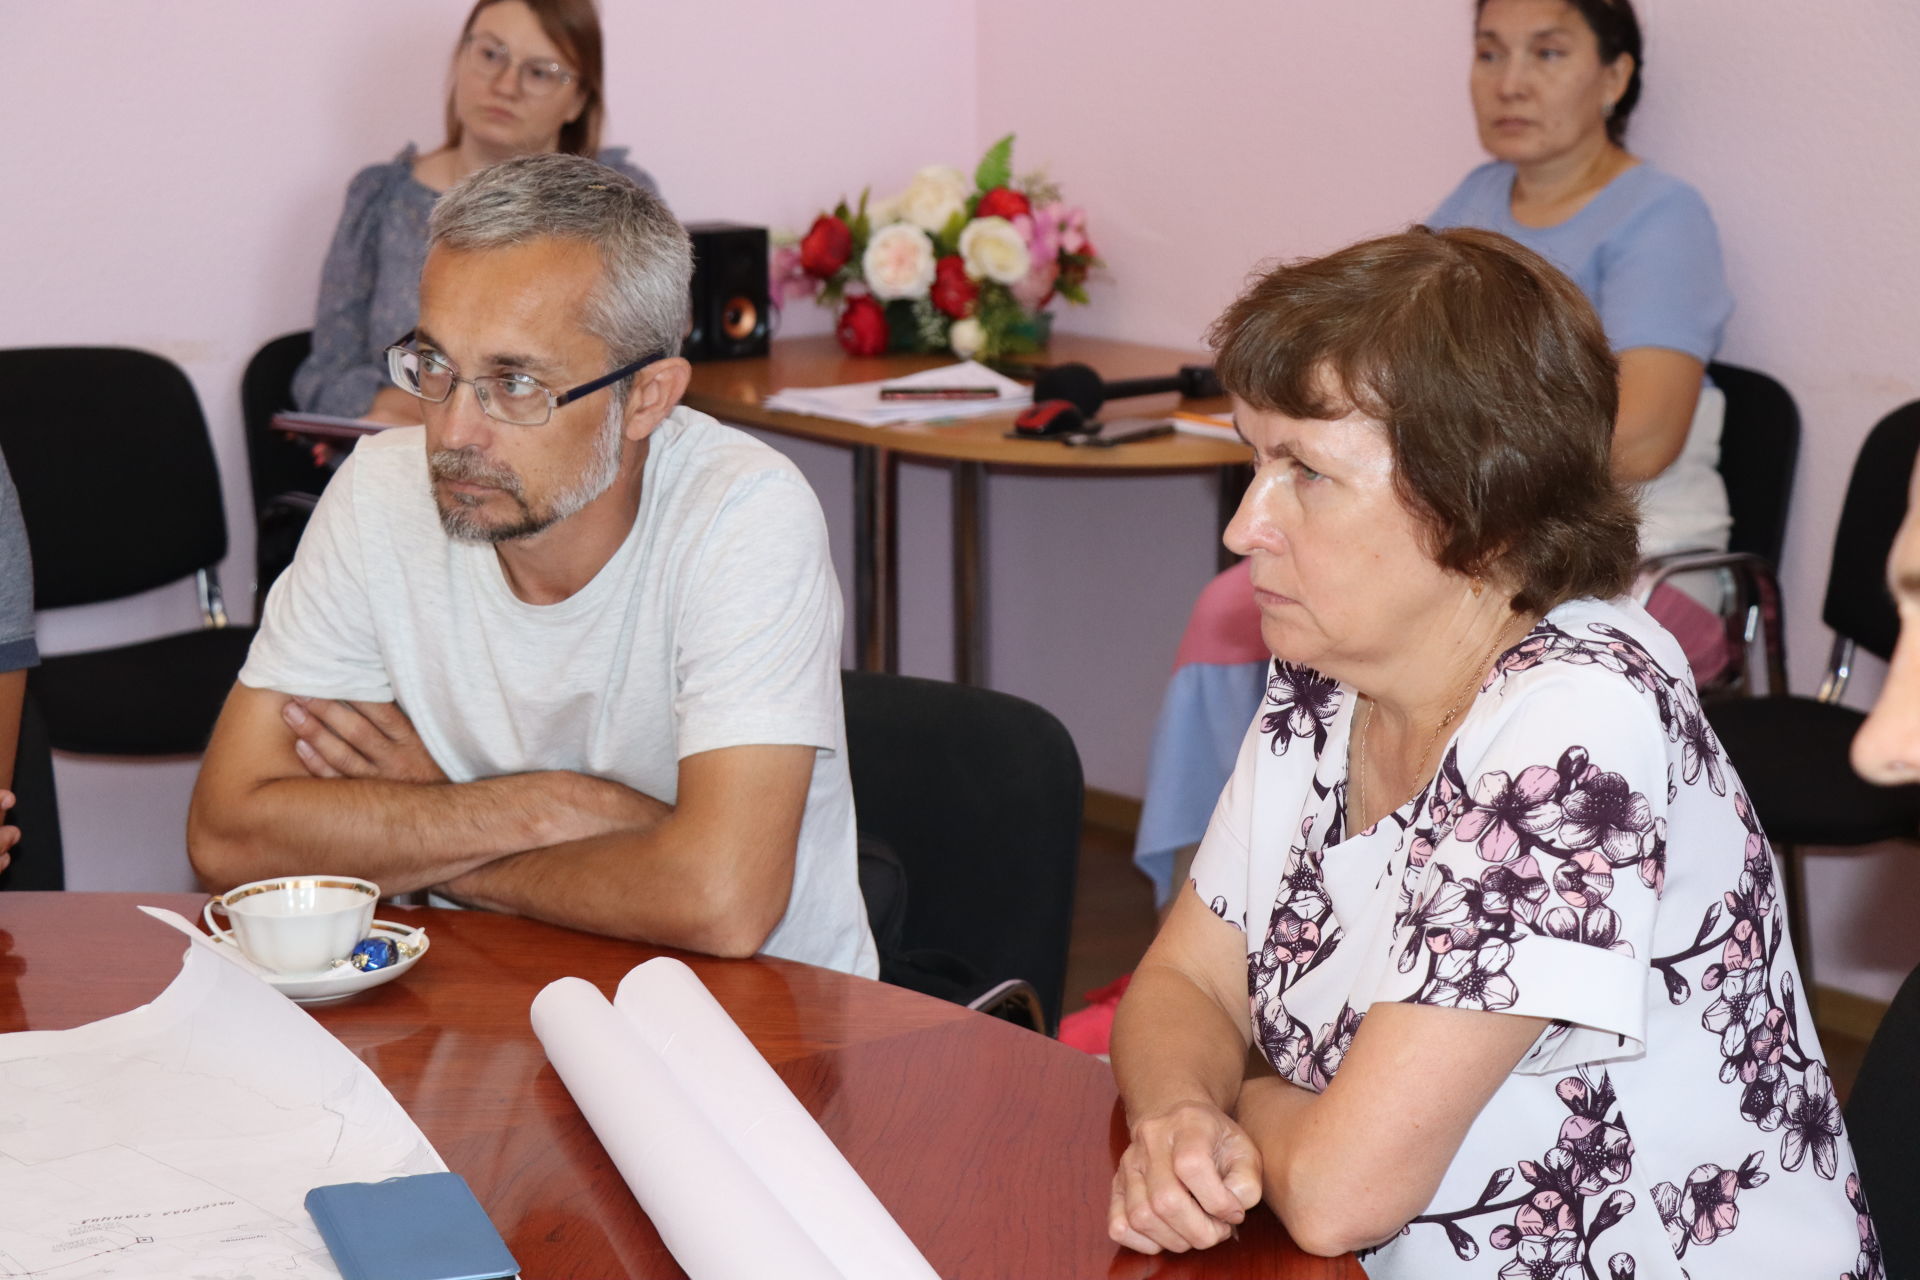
[722,297,759,342]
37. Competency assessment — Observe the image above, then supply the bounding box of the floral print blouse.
[1190,598,1880,1280]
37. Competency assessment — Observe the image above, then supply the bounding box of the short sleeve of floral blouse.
[1375,666,1670,1071]
[1188,714,1265,933]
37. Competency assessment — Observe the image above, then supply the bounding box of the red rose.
[974,186,1031,221]
[930,255,978,319]
[836,296,889,357]
[799,214,853,277]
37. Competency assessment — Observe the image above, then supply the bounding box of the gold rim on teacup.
[217,877,379,907]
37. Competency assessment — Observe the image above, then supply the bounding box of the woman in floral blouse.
[1108,227,1880,1280]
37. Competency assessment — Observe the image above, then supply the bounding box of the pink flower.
[1016,209,1060,265]
[1515,1189,1576,1237]
[1454,765,1562,863]
[769,242,819,309]
[1722,916,1764,971]
[1010,258,1059,311]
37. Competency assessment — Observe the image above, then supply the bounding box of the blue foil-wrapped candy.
[349,936,400,971]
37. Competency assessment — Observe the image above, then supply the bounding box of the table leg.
[1215,463,1252,571]
[852,445,900,673]
[952,461,986,686]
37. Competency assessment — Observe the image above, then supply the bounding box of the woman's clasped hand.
[1108,1099,1263,1254]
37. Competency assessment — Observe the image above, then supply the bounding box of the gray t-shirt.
[292,145,661,418]
[0,453,37,673]
[239,408,877,978]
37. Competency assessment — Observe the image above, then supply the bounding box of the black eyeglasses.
[383,333,663,427]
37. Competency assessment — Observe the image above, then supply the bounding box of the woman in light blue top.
[1431,0,1733,573]
[1120,0,1736,922]
[293,0,659,422]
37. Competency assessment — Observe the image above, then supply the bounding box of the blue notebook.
[305,1173,519,1280]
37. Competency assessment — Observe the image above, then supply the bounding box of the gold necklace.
[1350,625,1516,831]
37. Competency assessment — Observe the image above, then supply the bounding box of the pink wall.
[0,0,975,890]
[971,0,1920,1001]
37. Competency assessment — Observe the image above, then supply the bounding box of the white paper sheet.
[763,359,1031,427]
[0,912,443,1279]
[531,960,940,1280]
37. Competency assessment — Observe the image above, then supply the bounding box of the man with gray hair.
[190,155,876,977]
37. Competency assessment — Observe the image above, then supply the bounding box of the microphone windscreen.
[1032,363,1105,416]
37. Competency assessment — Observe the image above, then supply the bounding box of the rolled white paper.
[529,976,843,1279]
[614,958,940,1280]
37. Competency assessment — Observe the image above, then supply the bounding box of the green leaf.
[1056,280,1089,305]
[974,133,1015,193]
[847,188,872,244]
[936,207,968,256]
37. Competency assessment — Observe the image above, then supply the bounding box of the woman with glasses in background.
[293,0,659,425]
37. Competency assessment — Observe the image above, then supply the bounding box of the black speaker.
[685,222,770,361]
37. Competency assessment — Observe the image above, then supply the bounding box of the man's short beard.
[429,399,626,544]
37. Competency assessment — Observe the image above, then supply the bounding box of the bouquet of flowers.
[777,135,1099,361]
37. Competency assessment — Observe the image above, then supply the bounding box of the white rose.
[862,222,937,301]
[949,317,986,359]
[896,165,970,233]
[959,216,1032,286]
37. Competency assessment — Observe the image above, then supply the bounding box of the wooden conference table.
[683,335,1251,684]
[0,893,1357,1279]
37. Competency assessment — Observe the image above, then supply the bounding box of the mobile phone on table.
[1063,417,1176,448]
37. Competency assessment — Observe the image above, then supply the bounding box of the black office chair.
[842,671,1082,1034]
[2,689,63,890]
[241,331,327,609]
[1847,958,1920,1280]
[0,347,256,756]
[1635,362,1801,698]
[1705,400,1920,989]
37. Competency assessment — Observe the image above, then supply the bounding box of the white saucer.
[210,919,430,1004]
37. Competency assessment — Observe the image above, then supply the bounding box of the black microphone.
[1032,362,1224,417]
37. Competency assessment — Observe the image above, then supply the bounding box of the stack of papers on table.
[0,909,443,1278]
[763,360,1031,427]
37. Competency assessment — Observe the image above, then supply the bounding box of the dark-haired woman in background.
[1108,227,1873,1280]
[1126,0,1732,919]
[293,0,659,422]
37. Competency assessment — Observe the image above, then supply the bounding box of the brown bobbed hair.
[443,0,607,158]
[1208,226,1640,616]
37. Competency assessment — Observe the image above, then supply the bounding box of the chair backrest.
[3,688,64,890]
[240,331,329,516]
[0,347,226,609]
[1823,400,1920,661]
[1709,362,1801,565]
[1844,958,1920,1280]
[840,671,1082,1029]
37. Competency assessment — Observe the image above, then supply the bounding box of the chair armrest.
[1633,551,1787,696]
[1633,549,1778,604]
[967,979,1049,1035]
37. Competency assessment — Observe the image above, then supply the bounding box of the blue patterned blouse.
[292,145,660,418]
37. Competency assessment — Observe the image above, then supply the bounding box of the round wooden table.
[683,335,1252,684]
[0,894,1359,1279]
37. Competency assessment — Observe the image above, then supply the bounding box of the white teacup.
[203,877,379,975]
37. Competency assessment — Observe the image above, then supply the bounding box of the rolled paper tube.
[613,958,940,1280]
[529,977,841,1280]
